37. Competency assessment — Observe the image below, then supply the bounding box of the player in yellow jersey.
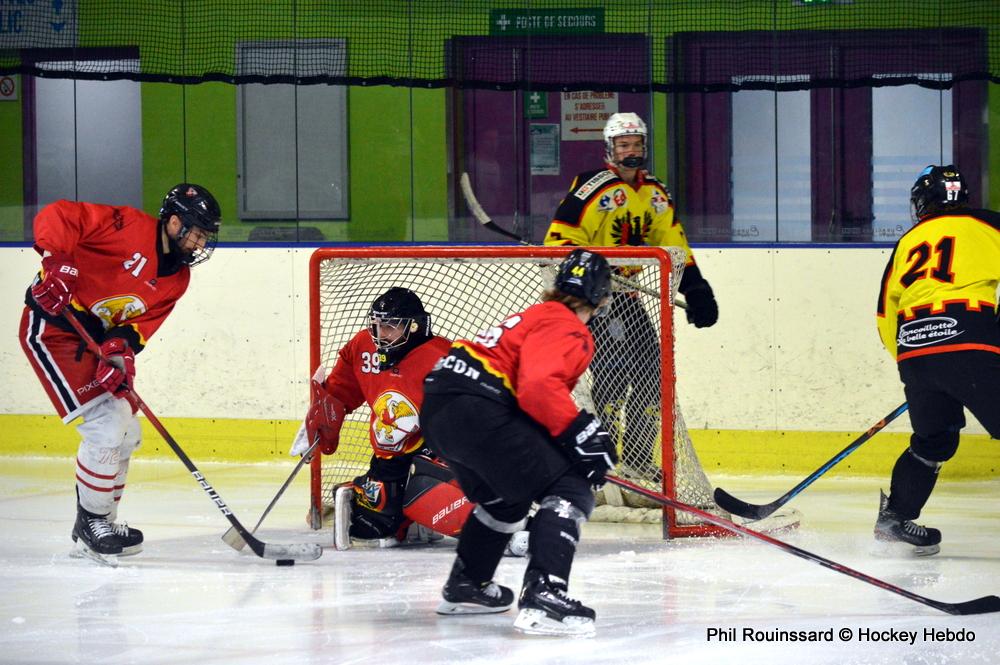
[544,112,717,477]
[874,165,1000,555]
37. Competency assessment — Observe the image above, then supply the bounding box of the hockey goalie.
[294,287,473,549]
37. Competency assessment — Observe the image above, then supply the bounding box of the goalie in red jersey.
[19,184,221,564]
[422,249,617,637]
[300,287,474,550]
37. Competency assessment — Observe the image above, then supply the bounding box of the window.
[236,41,348,219]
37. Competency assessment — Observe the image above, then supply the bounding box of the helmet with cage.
[368,287,432,368]
[910,165,968,221]
[159,183,222,266]
[603,112,647,169]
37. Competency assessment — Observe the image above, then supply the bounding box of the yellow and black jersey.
[544,167,695,268]
[876,208,1000,361]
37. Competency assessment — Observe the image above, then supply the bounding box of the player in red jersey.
[422,249,617,637]
[19,184,221,564]
[303,287,472,549]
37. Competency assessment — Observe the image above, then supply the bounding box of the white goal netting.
[308,246,797,538]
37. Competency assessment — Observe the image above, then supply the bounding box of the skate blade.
[69,541,120,568]
[436,600,512,615]
[513,608,596,637]
[119,544,143,557]
[871,538,940,558]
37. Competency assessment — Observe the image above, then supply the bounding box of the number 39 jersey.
[876,209,1000,361]
[323,330,452,458]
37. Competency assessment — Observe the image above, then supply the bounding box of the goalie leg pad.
[403,457,472,537]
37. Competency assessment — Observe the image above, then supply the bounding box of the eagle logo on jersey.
[90,295,148,330]
[371,390,420,453]
[610,211,652,246]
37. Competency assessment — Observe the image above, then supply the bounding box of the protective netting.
[2,1,996,91]
[310,246,736,538]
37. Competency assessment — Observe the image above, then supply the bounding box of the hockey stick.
[606,474,1000,616]
[713,402,908,520]
[458,171,686,308]
[221,438,318,552]
[64,313,323,563]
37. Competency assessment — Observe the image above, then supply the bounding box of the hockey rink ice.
[1,457,997,665]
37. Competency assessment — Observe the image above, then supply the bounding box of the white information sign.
[560,91,618,141]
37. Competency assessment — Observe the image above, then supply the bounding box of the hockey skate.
[514,569,596,637]
[70,506,126,567]
[436,558,514,615]
[874,490,941,556]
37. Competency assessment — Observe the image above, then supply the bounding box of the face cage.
[368,316,414,351]
[604,135,647,168]
[175,224,219,267]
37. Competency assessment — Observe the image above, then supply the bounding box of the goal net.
[307,246,794,538]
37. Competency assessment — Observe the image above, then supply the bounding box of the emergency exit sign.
[490,9,604,36]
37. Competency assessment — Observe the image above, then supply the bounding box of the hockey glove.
[30,253,78,316]
[305,381,346,456]
[556,410,619,487]
[683,281,718,328]
[95,337,136,397]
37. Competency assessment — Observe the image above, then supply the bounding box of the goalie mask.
[368,287,432,369]
[910,165,968,222]
[603,112,647,169]
[554,249,611,309]
[159,183,222,267]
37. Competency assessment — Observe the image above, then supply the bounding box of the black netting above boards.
[0,1,997,91]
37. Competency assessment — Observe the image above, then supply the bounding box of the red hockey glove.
[305,380,346,455]
[30,253,78,316]
[95,337,136,397]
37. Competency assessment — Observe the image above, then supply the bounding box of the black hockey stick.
[221,438,318,552]
[65,313,322,563]
[458,171,686,308]
[607,474,1000,616]
[713,402,908,520]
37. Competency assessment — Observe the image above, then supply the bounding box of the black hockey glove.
[683,281,718,328]
[556,411,619,487]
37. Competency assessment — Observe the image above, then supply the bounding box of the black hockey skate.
[70,506,126,567]
[436,558,514,615]
[874,490,941,556]
[110,521,144,556]
[514,569,596,637]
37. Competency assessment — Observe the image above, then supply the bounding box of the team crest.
[371,390,420,453]
[612,188,627,207]
[90,295,148,329]
[650,189,671,214]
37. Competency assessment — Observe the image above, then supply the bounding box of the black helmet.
[554,249,611,308]
[159,183,222,266]
[368,287,432,368]
[910,165,968,221]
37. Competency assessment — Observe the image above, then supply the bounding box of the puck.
[275,559,295,566]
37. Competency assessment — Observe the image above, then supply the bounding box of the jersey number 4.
[900,237,955,287]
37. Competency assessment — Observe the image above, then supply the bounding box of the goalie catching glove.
[555,411,619,486]
[304,379,345,456]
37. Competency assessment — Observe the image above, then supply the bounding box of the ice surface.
[1,457,997,664]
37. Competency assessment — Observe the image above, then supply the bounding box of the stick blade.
[713,487,776,520]
[939,595,1000,616]
[261,542,323,562]
[221,526,248,552]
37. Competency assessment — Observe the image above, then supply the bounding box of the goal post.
[306,245,785,539]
